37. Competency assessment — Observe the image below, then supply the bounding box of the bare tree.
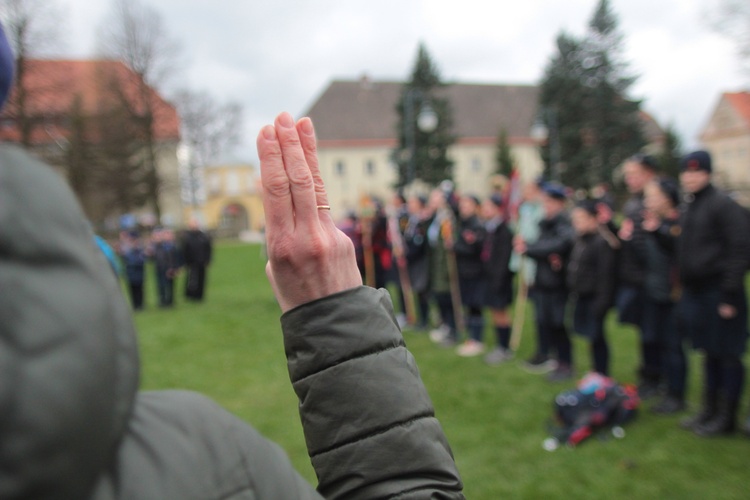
[172,89,243,207]
[97,0,182,221]
[0,0,65,145]
[709,0,750,75]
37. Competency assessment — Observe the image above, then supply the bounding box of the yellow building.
[184,163,265,239]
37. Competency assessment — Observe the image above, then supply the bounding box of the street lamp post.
[531,107,561,183]
[403,87,438,188]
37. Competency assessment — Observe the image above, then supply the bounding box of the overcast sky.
[57,0,747,163]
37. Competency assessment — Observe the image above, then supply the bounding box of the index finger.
[258,124,294,235]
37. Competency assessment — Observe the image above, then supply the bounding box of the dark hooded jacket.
[0,143,463,499]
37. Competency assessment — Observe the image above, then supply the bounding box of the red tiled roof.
[0,59,180,144]
[724,92,750,129]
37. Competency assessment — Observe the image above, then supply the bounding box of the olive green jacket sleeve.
[282,287,464,499]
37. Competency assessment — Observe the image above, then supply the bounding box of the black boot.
[742,411,750,437]
[693,395,738,437]
[680,390,717,431]
[637,367,661,401]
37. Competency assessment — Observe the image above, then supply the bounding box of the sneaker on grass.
[522,353,558,374]
[456,340,486,357]
[429,324,450,343]
[484,347,514,365]
[651,396,686,415]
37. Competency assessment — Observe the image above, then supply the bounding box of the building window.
[335,161,346,177]
[365,160,375,176]
[471,158,482,172]
[226,172,241,196]
[209,174,221,195]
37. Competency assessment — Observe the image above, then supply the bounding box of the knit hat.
[0,23,14,110]
[679,150,712,174]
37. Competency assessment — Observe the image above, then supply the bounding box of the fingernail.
[299,118,314,136]
[262,125,276,140]
[277,112,294,128]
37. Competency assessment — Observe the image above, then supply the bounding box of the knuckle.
[306,235,330,260]
[269,238,295,263]
[262,178,290,199]
[287,165,314,189]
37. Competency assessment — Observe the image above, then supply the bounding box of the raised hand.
[257,112,362,312]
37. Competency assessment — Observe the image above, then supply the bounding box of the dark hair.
[574,199,598,217]
[656,177,680,207]
[629,153,658,172]
[464,194,481,206]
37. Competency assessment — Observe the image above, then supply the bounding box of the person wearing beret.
[677,150,750,437]
[515,183,576,382]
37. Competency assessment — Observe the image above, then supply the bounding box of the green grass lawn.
[132,242,749,499]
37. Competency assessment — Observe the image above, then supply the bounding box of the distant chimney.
[359,73,373,90]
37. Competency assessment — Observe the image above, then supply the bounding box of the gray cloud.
[60,0,746,162]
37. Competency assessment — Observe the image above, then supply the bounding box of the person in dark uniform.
[515,183,575,382]
[642,178,687,414]
[677,151,750,437]
[567,200,617,376]
[617,154,660,397]
[428,188,459,347]
[151,227,182,308]
[481,194,516,365]
[387,192,410,327]
[454,195,488,357]
[182,219,213,301]
[119,230,147,311]
[404,194,432,330]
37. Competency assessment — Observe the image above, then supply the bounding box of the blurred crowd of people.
[103,219,213,310]
[338,150,750,438]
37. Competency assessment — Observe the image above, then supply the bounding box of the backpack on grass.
[545,372,640,449]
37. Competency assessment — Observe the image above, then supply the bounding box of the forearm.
[281,286,464,500]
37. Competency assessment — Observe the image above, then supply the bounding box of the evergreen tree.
[657,124,682,179]
[392,43,455,188]
[539,0,645,189]
[495,128,514,177]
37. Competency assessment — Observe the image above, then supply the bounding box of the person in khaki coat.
[0,21,463,498]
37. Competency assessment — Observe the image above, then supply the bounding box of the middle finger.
[275,112,320,230]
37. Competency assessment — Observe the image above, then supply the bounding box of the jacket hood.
[0,144,140,498]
